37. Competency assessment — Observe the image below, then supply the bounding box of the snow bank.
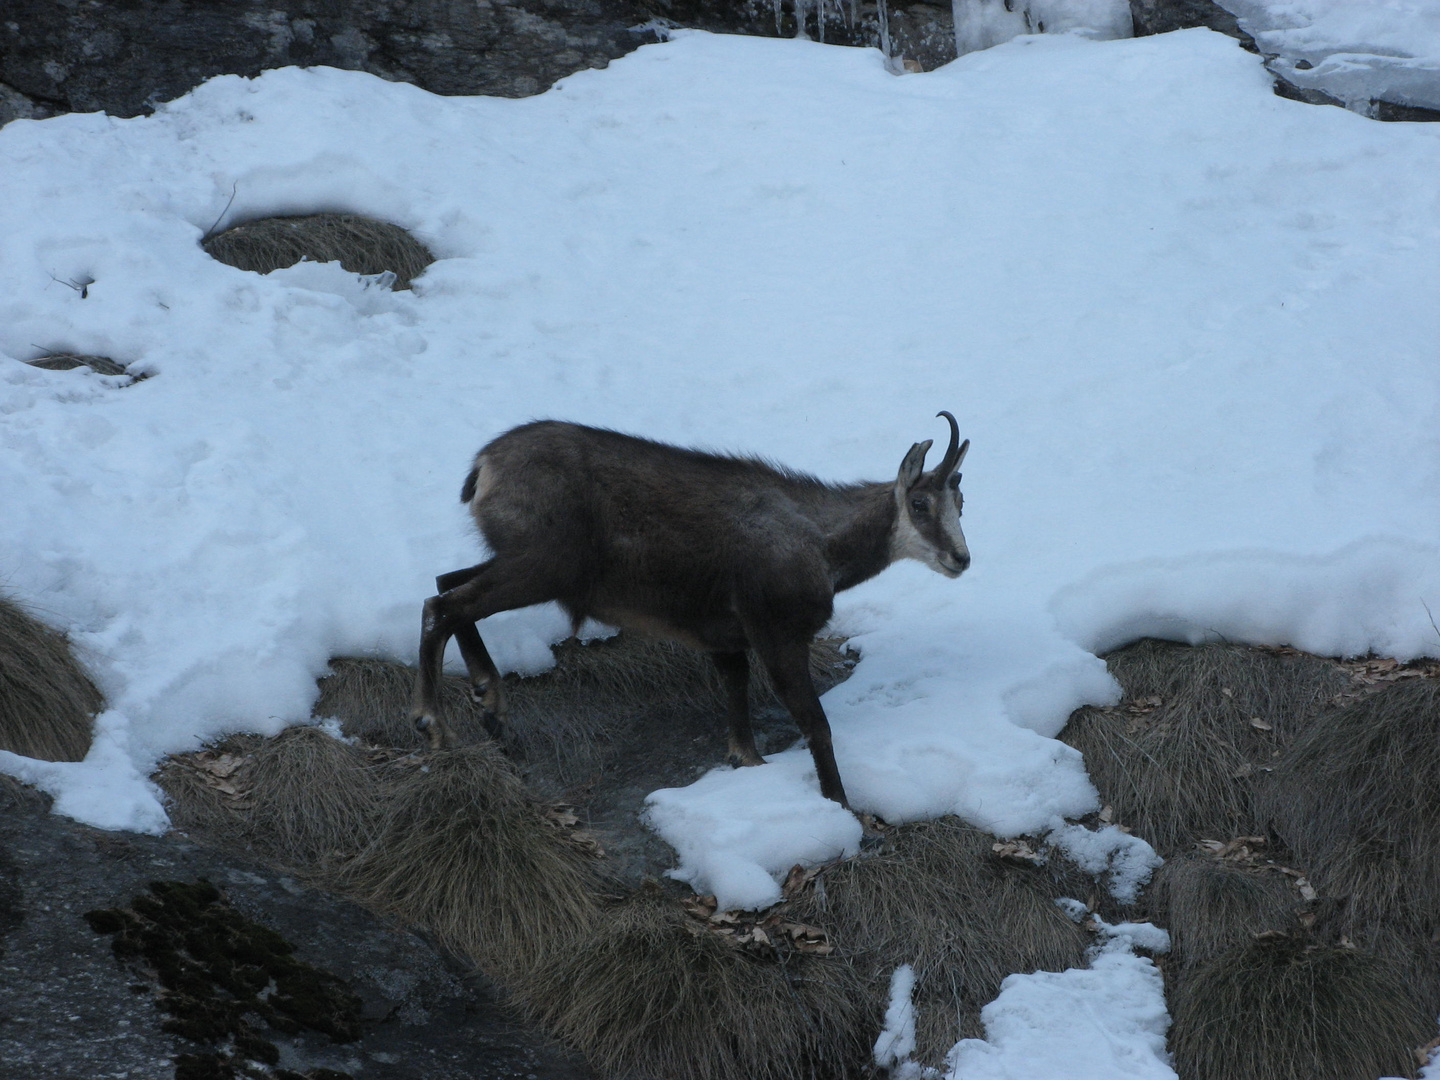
[1,30,1438,920]
[1220,0,1440,111]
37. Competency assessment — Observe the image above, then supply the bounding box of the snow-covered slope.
[1,25,1436,931]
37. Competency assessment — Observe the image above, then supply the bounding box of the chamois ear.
[897,439,932,490]
[953,438,970,473]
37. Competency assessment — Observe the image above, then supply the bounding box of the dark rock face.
[0,0,973,127]
[1128,0,1251,41]
[0,779,595,1080]
[648,0,959,72]
[0,0,651,119]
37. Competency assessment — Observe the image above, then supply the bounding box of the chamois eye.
[910,497,929,514]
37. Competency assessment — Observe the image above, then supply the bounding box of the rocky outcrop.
[6,0,1428,133]
[1129,0,1250,40]
[0,777,595,1080]
[0,0,650,119]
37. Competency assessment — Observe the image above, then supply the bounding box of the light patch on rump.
[466,455,497,505]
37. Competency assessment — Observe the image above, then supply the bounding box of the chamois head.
[892,411,971,578]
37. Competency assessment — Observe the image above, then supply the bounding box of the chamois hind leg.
[435,566,507,740]
[713,650,763,767]
[411,558,556,749]
[748,633,848,807]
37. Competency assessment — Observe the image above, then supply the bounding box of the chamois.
[411,413,971,807]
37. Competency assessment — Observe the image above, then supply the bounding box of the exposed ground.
[5,611,1440,1079]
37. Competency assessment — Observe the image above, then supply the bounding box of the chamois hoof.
[857,811,888,840]
[727,748,766,768]
[412,712,452,750]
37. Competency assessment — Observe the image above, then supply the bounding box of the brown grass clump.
[0,772,53,812]
[1147,855,1296,969]
[1262,678,1440,934]
[518,883,871,1080]
[1169,934,1433,1080]
[1060,639,1348,854]
[237,727,388,871]
[202,214,434,288]
[155,728,385,875]
[154,734,263,844]
[340,744,601,977]
[0,594,101,761]
[1260,677,1440,1015]
[786,817,1090,1059]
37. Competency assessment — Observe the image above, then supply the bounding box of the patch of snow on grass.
[945,938,1176,1080]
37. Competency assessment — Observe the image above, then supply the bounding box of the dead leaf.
[682,895,718,920]
[1415,1035,1440,1068]
[1249,717,1273,731]
[545,806,580,828]
[993,840,1044,865]
[777,921,834,955]
[781,863,823,898]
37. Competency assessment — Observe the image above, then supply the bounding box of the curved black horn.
[934,410,963,477]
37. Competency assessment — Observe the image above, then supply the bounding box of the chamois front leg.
[713,650,764,767]
[749,634,848,807]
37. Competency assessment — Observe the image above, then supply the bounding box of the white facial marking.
[890,487,968,577]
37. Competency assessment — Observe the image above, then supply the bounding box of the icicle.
[773,0,783,36]
[877,0,905,73]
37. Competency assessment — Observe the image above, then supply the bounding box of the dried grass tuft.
[237,726,388,872]
[786,817,1090,1060]
[1262,679,1440,930]
[1260,677,1440,1017]
[518,883,871,1080]
[340,744,601,977]
[1147,855,1297,969]
[1061,639,1348,854]
[153,735,260,844]
[0,594,101,761]
[0,772,53,812]
[1169,934,1432,1080]
[202,213,434,288]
